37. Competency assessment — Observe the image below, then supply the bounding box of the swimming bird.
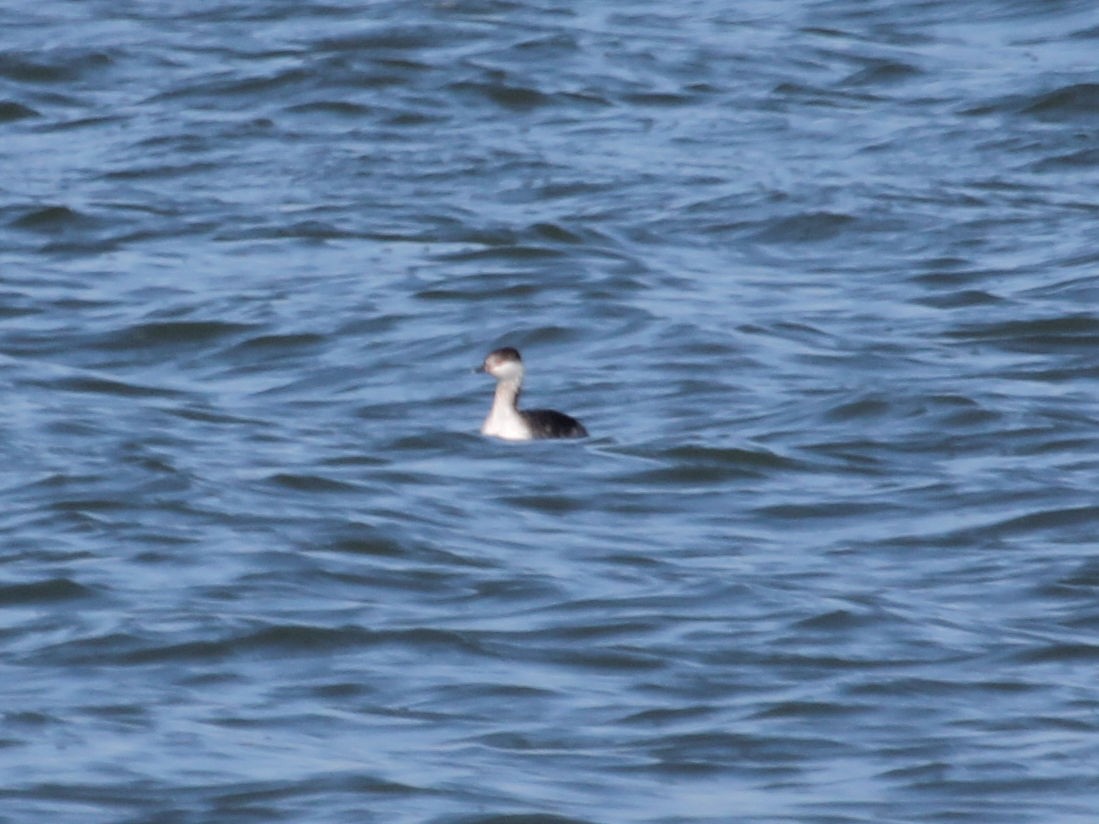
[477,347,588,441]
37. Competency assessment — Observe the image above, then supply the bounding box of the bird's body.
[477,347,587,441]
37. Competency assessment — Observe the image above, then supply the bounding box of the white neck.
[481,376,532,440]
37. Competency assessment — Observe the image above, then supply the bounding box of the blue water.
[3,2,1099,822]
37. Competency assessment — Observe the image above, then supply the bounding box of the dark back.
[522,409,588,439]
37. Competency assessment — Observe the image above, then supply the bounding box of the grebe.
[477,347,588,441]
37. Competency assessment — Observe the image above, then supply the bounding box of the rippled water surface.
[4,1,1099,822]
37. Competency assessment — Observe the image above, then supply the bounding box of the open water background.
[3,1,1099,822]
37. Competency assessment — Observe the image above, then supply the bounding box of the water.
[3,1,1099,821]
